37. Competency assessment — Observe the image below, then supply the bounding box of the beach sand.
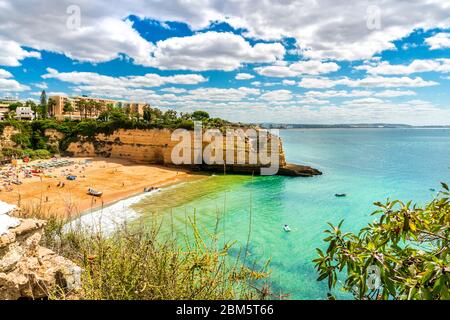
[0,157,191,219]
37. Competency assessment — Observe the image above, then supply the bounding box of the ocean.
[117,128,449,299]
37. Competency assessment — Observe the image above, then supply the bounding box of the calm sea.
[132,128,450,299]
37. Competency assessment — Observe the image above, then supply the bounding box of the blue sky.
[1,0,450,125]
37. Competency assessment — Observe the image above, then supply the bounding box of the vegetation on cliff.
[0,106,243,160]
[314,183,450,300]
[25,213,270,300]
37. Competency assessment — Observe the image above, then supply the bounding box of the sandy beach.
[0,157,191,219]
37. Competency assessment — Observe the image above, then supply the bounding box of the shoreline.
[0,157,192,220]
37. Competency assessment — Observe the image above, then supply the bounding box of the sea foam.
[64,190,160,236]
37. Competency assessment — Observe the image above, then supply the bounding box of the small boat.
[87,188,103,197]
[335,193,346,197]
[283,224,292,232]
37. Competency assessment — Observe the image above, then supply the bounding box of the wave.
[64,190,161,236]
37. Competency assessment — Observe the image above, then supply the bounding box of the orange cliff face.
[1,125,320,176]
[65,128,288,168]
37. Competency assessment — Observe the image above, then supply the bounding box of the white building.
[0,97,19,120]
[15,106,35,120]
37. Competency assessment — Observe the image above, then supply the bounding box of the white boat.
[87,188,103,197]
[283,224,291,232]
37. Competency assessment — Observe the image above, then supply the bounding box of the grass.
[18,208,271,300]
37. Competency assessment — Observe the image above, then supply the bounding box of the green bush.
[31,216,270,300]
[314,183,450,300]
[11,132,31,147]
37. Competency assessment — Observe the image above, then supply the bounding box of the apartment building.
[0,97,19,120]
[49,95,147,120]
[15,107,35,120]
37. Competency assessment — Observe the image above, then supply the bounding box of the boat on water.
[87,188,103,197]
[283,224,292,232]
[335,193,346,197]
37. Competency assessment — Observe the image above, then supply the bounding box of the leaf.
[441,182,449,191]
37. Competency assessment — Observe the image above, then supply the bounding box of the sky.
[1,0,450,125]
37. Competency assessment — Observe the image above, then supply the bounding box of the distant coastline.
[259,123,450,129]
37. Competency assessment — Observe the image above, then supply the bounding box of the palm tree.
[63,100,75,119]
[94,101,103,118]
[76,99,86,120]
[47,98,57,118]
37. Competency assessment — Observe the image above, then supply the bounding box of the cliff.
[0,124,321,177]
[0,202,81,299]
[0,125,19,150]
[64,128,321,177]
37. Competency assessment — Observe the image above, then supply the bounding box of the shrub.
[34,216,270,300]
[11,132,31,147]
[314,183,450,300]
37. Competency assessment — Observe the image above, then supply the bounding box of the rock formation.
[0,201,81,300]
[65,128,322,177]
[0,124,322,176]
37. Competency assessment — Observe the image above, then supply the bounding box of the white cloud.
[304,90,372,98]
[0,0,154,66]
[0,69,13,79]
[255,65,297,77]
[425,32,450,50]
[282,80,296,86]
[0,39,40,66]
[33,82,48,89]
[3,1,449,66]
[0,68,29,91]
[42,68,207,88]
[260,89,292,101]
[298,76,437,88]
[297,97,330,105]
[160,87,187,93]
[356,59,450,75]
[184,87,260,101]
[148,32,285,71]
[298,78,336,89]
[303,89,416,99]
[290,60,340,75]
[235,73,255,80]
[255,60,339,77]
[153,97,450,126]
[344,97,385,105]
[114,1,450,61]
[0,79,29,92]
[375,90,416,97]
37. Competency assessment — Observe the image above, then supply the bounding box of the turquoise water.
[133,128,450,299]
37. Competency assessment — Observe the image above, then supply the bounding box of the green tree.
[94,101,103,117]
[143,106,152,122]
[163,110,177,123]
[314,183,450,300]
[191,110,210,121]
[8,101,23,112]
[76,99,86,119]
[40,90,48,119]
[63,100,75,119]
[47,98,56,118]
[25,100,39,119]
